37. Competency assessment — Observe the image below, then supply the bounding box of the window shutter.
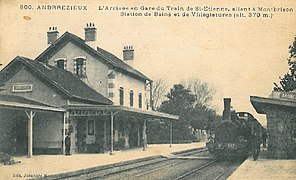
[73,60,77,74]
[64,60,67,70]
[83,59,86,76]
[130,90,134,107]
[139,93,142,108]
[119,87,124,105]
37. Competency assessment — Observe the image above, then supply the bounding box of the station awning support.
[25,111,36,158]
[62,111,69,155]
[110,113,114,155]
[110,111,120,155]
[143,119,147,151]
[169,120,173,147]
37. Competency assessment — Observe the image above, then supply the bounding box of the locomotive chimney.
[222,98,231,120]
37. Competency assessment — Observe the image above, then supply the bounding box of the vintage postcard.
[0,0,296,179]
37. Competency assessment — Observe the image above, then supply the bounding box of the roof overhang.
[67,104,179,120]
[0,94,66,113]
[250,96,296,114]
[0,100,66,112]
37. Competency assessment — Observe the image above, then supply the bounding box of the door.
[15,119,28,155]
[76,119,86,153]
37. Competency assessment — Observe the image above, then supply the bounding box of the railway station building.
[0,24,178,158]
[251,91,296,159]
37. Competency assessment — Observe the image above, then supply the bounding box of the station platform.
[0,142,205,179]
[228,148,296,180]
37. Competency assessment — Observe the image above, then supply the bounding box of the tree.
[148,84,195,143]
[152,79,168,109]
[161,84,195,113]
[147,81,219,143]
[274,36,296,92]
[181,78,217,130]
[159,84,195,137]
[182,78,216,107]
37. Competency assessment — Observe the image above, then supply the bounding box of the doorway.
[15,119,28,155]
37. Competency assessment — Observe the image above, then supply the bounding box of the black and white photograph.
[0,0,296,179]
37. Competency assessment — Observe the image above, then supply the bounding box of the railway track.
[174,159,244,180]
[172,147,208,156]
[86,148,212,180]
[174,160,217,180]
[43,156,169,180]
[36,147,242,180]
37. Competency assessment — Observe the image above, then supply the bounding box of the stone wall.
[47,41,109,97]
[266,107,296,159]
[0,109,25,154]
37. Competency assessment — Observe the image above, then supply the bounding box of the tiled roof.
[96,46,150,81]
[35,32,151,81]
[0,94,52,107]
[0,94,66,112]
[2,56,113,105]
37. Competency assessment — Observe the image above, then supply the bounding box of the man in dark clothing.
[262,131,267,148]
[65,134,71,156]
[252,132,260,161]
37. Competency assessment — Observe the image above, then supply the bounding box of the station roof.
[0,94,66,112]
[250,96,296,114]
[0,56,113,105]
[67,104,179,120]
[0,94,178,120]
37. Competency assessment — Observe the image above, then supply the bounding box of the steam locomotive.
[206,98,265,158]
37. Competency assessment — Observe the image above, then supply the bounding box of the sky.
[1,0,296,126]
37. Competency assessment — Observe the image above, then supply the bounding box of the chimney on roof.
[84,23,97,49]
[123,46,134,67]
[47,26,59,44]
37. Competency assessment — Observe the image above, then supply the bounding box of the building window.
[119,87,124,105]
[88,120,95,135]
[130,90,134,107]
[55,58,67,70]
[73,57,86,77]
[76,59,84,76]
[56,60,65,69]
[138,93,142,108]
[108,92,114,98]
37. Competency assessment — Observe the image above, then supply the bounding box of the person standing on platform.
[262,131,267,148]
[65,133,71,156]
[252,132,260,161]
